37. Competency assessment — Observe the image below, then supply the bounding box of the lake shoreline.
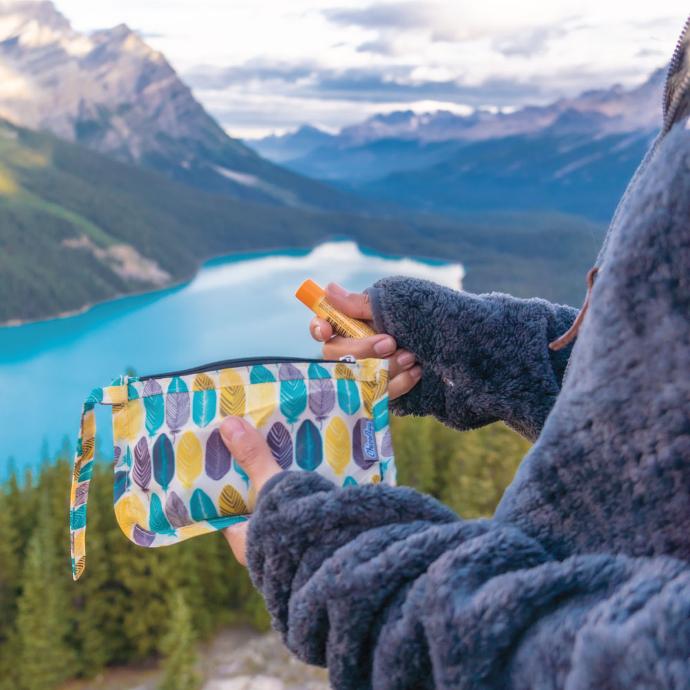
[0,238,462,329]
[0,241,463,472]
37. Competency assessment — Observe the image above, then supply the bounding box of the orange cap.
[295,279,325,310]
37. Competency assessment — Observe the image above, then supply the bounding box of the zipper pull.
[339,355,356,363]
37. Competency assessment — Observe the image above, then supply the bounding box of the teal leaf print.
[190,488,219,521]
[337,378,361,415]
[152,433,175,491]
[279,364,307,424]
[192,373,217,428]
[372,397,389,432]
[307,363,330,379]
[143,379,165,436]
[250,364,276,384]
[150,493,175,535]
[296,419,323,471]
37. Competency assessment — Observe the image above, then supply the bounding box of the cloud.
[186,60,547,107]
[356,37,398,55]
[324,2,434,31]
[493,25,569,58]
[186,59,317,89]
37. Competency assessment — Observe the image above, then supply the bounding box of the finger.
[220,417,280,494]
[323,333,397,360]
[222,522,248,566]
[389,349,416,379]
[325,284,373,320]
[309,317,333,343]
[388,365,422,400]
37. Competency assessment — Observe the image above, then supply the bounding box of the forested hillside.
[0,117,603,324]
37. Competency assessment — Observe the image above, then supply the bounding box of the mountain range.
[250,69,663,220]
[0,113,602,323]
[0,0,356,210]
[0,1,621,324]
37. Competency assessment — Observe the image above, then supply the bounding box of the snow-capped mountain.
[0,1,352,209]
[248,68,666,222]
[251,68,664,167]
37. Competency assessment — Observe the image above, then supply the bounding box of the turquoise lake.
[0,241,462,477]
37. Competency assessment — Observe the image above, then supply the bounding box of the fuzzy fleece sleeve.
[247,472,690,690]
[366,279,577,440]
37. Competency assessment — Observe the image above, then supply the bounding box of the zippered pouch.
[69,356,395,580]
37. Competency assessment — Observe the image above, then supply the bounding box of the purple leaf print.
[74,482,89,507]
[132,524,156,547]
[205,428,232,480]
[166,377,190,437]
[278,363,303,381]
[308,378,335,421]
[165,491,192,528]
[133,437,152,491]
[267,421,293,469]
[381,428,393,458]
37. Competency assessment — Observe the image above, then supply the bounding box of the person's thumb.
[219,417,280,494]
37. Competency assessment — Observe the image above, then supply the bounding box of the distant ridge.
[248,68,663,221]
[251,67,664,163]
[0,1,357,210]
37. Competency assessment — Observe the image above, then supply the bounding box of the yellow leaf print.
[114,493,147,534]
[176,431,202,489]
[325,416,351,475]
[220,368,246,417]
[219,485,248,515]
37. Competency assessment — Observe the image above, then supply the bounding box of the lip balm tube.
[295,279,377,339]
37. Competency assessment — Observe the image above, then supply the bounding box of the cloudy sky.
[56,0,688,138]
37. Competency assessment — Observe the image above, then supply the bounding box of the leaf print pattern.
[220,368,246,417]
[205,428,232,481]
[152,434,175,491]
[337,377,361,415]
[176,431,202,489]
[165,491,192,528]
[279,363,307,424]
[143,379,165,436]
[150,493,175,535]
[247,365,277,427]
[166,377,190,437]
[133,437,151,491]
[219,485,248,515]
[267,421,293,469]
[296,419,323,471]
[325,417,350,475]
[308,377,335,422]
[192,373,217,427]
[71,358,396,580]
[190,488,218,522]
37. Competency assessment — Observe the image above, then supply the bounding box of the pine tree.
[391,416,437,494]
[158,591,201,690]
[15,513,75,690]
[0,489,21,635]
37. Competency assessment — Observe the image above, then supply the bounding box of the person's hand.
[309,283,421,400]
[219,416,281,566]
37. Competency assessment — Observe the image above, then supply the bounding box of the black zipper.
[138,355,354,381]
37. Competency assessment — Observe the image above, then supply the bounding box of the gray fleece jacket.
[246,20,690,690]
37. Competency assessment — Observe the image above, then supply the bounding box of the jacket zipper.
[138,355,356,381]
[663,14,690,133]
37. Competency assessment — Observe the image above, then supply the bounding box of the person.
[217,20,690,690]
